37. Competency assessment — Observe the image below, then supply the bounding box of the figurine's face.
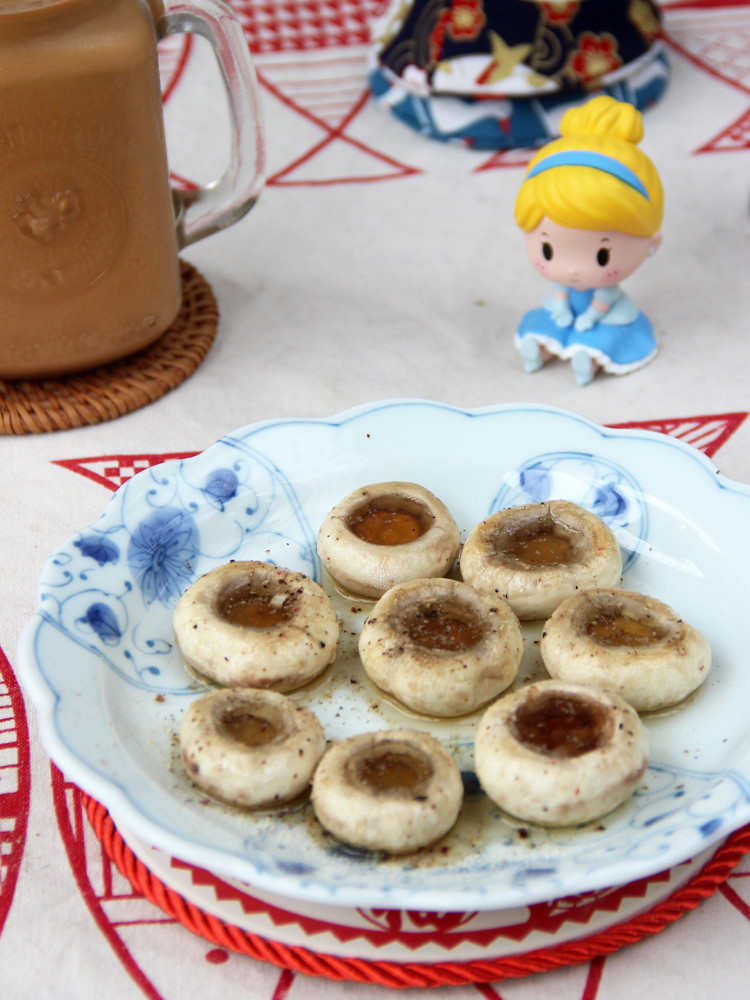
[524,217,661,290]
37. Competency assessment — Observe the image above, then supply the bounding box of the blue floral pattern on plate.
[17,400,750,911]
[493,450,648,571]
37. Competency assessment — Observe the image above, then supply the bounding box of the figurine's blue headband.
[525,151,650,201]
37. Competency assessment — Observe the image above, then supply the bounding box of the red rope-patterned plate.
[83,795,750,988]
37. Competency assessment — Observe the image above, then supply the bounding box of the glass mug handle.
[157,0,266,248]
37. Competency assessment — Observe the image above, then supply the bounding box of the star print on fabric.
[476,31,533,85]
[628,0,661,41]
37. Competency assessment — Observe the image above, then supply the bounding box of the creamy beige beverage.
[0,0,182,378]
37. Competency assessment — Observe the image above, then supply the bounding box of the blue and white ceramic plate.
[18,400,750,911]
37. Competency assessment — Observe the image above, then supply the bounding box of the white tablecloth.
[3,1,750,996]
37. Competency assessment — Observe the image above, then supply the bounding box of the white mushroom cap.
[475,679,648,826]
[359,577,523,717]
[180,688,326,808]
[460,500,622,620]
[173,561,339,690]
[311,729,463,853]
[540,588,711,712]
[317,482,461,599]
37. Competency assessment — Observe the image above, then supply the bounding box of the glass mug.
[0,0,265,380]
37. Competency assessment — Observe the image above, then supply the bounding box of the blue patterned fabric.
[369,0,669,148]
[370,50,668,148]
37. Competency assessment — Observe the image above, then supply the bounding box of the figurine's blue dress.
[516,284,657,373]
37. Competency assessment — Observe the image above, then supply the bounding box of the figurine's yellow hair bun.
[560,95,644,145]
[515,96,663,237]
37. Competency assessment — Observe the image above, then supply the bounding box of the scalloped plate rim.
[16,398,750,911]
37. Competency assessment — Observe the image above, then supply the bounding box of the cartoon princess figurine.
[514,96,664,386]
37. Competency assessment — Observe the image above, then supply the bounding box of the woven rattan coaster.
[0,259,218,435]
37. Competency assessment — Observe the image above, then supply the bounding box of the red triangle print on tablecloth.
[52,775,750,999]
[229,0,378,54]
[157,0,420,186]
[158,34,192,102]
[719,871,750,919]
[53,767,304,1000]
[53,452,200,492]
[474,147,536,174]
[473,966,608,1000]
[157,2,750,184]
[664,1,750,98]
[51,411,749,492]
[607,411,747,459]
[0,647,31,940]
[693,106,750,154]
[259,80,420,186]
[663,1,750,154]
[49,777,648,1000]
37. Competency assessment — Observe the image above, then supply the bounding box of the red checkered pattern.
[0,684,20,887]
[0,656,29,940]
[665,5,750,95]
[663,4,750,154]
[228,0,384,53]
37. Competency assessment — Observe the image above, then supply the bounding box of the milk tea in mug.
[0,0,264,378]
